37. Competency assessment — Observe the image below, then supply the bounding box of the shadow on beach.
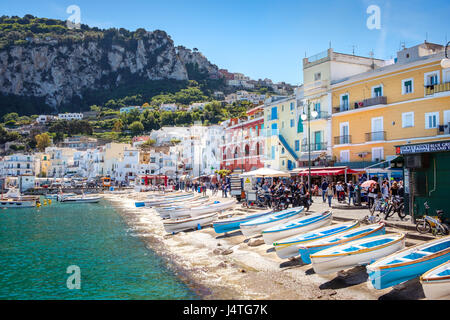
[378,278,425,300]
[318,266,368,290]
[216,230,242,239]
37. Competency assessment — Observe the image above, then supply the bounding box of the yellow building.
[331,42,450,168]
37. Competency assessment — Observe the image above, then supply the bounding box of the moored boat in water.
[261,210,330,245]
[60,194,102,203]
[310,233,405,275]
[366,235,450,290]
[298,223,385,264]
[420,261,450,300]
[273,220,360,260]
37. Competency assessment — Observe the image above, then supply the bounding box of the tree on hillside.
[35,132,51,151]
[112,119,124,132]
[129,121,144,135]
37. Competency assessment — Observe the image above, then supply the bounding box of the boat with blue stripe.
[367,235,450,290]
[298,223,385,264]
[240,207,304,238]
[273,220,360,259]
[420,261,450,300]
[311,233,406,275]
[213,209,274,234]
[261,211,332,245]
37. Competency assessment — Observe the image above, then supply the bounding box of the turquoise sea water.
[0,199,198,300]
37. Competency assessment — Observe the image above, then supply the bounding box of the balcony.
[333,96,387,114]
[301,142,328,152]
[365,131,386,142]
[334,135,352,145]
[311,111,331,120]
[438,123,450,135]
[425,82,450,95]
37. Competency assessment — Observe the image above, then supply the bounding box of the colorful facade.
[331,42,449,168]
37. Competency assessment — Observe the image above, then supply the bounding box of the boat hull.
[169,201,234,219]
[213,210,274,234]
[240,210,304,238]
[262,213,332,245]
[422,279,450,300]
[163,213,218,234]
[61,197,102,203]
[299,225,385,264]
[0,200,36,208]
[311,235,405,275]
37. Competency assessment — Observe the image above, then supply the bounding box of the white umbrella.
[240,168,290,178]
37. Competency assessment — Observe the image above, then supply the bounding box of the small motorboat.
[60,194,102,203]
[0,199,36,208]
[273,221,360,260]
[213,210,275,234]
[239,208,304,238]
[311,233,405,275]
[57,193,76,202]
[169,200,235,219]
[420,261,450,300]
[163,212,218,234]
[298,223,385,264]
[366,235,450,290]
[261,210,330,245]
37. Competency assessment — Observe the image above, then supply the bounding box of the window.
[341,94,349,110]
[340,150,350,163]
[281,121,285,129]
[271,146,276,160]
[402,112,414,128]
[281,147,285,154]
[372,147,384,162]
[282,105,284,112]
[290,102,294,111]
[271,107,278,120]
[402,79,414,94]
[314,103,321,114]
[373,85,383,97]
[425,71,440,86]
[290,119,294,128]
[314,72,321,81]
[425,112,439,129]
[295,140,300,151]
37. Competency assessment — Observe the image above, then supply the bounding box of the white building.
[188,102,207,111]
[45,147,76,178]
[2,154,35,176]
[149,127,191,146]
[58,113,84,121]
[114,147,140,183]
[160,104,178,112]
[200,125,224,175]
[36,115,57,124]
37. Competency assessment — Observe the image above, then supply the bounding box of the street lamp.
[301,101,318,195]
[441,42,450,69]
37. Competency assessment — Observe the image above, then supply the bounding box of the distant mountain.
[0,15,223,115]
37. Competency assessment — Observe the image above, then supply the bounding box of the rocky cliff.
[0,27,222,109]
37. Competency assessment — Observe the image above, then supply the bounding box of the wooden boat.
[239,208,304,238]
[367,235,450,290]
[273,221,360,260]
[298,223,385,264]
[311,233,405,275]
[156,198,212,218]
[420,261,450,300]
[213,210,274,234]
[261,211,330,245]
[163,212,218,234]
[146,191,188,198]
[60,195,102,203]
[156,196,208,208]
[169,200,235,219]
[141,193,198,207]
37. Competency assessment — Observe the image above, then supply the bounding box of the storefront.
[396,140,450,221]
[294,167,365,185]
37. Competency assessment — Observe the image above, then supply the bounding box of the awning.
[296,167,365,176]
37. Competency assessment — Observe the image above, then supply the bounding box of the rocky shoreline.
[103,191,424,300]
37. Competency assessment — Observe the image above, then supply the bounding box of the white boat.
[155,198,211,218]
[310,233,405,275]
[61,195,102,203]
[261,210,330,245]
[144,194,198,207]
[57,193,76,202]
[240,208,304,238]
[163,212,218,234]
[0,199,36,208]
[420,261,450,300]
[169,200,235,219]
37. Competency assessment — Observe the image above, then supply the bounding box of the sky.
[1,0,450,85]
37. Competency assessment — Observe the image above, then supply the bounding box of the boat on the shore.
[213,210,275,234]
[420,261,450,300]
[60,194,102,203]
[298,223,385,264]
[139,193,197,207]
[310,233,405,275]
[273,221,360,259]
[163,212,218,234]
[261,210,330,245]
[169,200,235,219]
[155,197,211,218]
[239,208,304,238]
[366,235,450,290]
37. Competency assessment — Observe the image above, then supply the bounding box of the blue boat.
[367,235,450,290]
[299,223,385,264]
[273,220,360,259]
[213,209,274,234]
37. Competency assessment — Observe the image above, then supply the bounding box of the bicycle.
[384,196,406,220]
[370,196,389,216]
[415,202,449,236]
[362,211,382,224]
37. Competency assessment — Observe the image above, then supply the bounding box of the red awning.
[296,167,365,176]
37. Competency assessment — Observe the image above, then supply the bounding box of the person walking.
[321,180,329,203]
[347,181,355,206]
[326,183,334,208]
